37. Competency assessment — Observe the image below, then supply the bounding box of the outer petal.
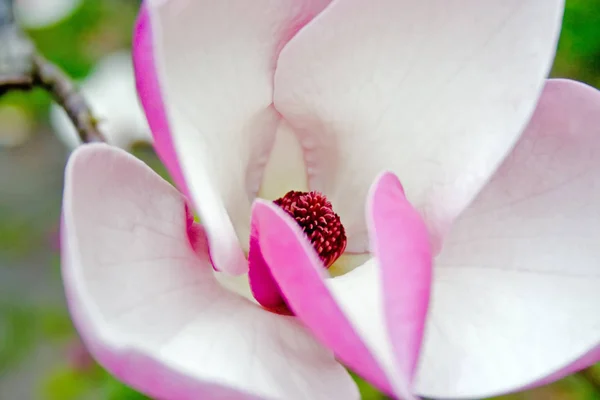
[252,172,432,399]
[133,0,330,274]
[274,0,564,253]
[51,51,151,150]
[61,144,358,400]
[415,80,600,398]
[133,6,188,194]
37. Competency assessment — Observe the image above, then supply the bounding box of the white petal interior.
[145,0,330,269]
[258,121,308,201]
[274,0,564,253]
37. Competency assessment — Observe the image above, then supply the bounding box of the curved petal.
[61,144,358,400]
[51,51,151,150]
[252,172,432,398]
[415,80,600,399]
[133,0,330,274]
[251,201,394,396]
[133,7,188,194]
[274,0,564,253]
[367,172,432,384]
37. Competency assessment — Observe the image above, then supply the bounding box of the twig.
[32,54,105,142]
[0,0,105,143]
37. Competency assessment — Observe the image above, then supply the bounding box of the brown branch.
[0,26,35,93]
[32,54,105,143]
[0,0,105,143]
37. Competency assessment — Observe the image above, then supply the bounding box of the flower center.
[273,191,347,268]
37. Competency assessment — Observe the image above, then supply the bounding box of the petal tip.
[371,171,406,199]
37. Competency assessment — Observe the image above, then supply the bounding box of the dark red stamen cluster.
[274,191,347,268]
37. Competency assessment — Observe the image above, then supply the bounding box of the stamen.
[274,191,347,268]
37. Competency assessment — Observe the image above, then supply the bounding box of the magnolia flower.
[51,51,152,150]
[14,0,83,29]
[61,1,600,399]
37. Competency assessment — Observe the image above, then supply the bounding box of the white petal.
[327,261,411,397]
[274,0,564,253]
[258,121,308,201]
[415,80,600,398]
[62,143,358,400]
[138,0,330,273]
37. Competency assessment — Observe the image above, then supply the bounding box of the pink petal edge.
[132,1,334,276]
[504,79,600,391]
[251,199,395,395]
[133,4,248,275]
[415,79,600,398]
[133,5,189,197]
[61,144,258,400]
[367,172,432,385]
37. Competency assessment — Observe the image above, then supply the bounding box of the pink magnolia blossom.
[60,1,600,399]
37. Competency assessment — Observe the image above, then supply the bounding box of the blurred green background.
[0,0,599,399]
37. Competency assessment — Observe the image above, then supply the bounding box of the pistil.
[274,190,347,268]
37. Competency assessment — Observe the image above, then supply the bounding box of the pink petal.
[274,0,564,254]
[133,0,330,274]
[133,7,188,194]
[253,177,432,399]
[415,79,600,398]
[251,200,394,396]
[62,144,358,399]
[248,210,285,310]
[367,172,432,383]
